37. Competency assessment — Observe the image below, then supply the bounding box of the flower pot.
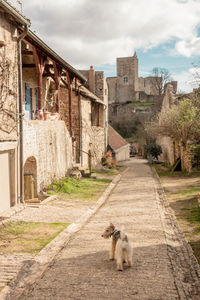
[51,112,60,120]
[44,111,51,120]
[38,109,44,120]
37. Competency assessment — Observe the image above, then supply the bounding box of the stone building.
[157,84,192,172]
[79,66,108,153]
[107,125,130,161]
[107,52,161,104]
[0,0,107,211]
[21,32,107,197]
[0,0,30,212]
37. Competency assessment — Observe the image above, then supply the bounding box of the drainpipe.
[78,85,83,166]
[18,25,29,203]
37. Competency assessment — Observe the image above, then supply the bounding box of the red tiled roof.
[108,125,129,151]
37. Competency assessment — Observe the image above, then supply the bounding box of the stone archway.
[24,156,37,200]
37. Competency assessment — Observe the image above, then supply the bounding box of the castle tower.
[115,52,139,103]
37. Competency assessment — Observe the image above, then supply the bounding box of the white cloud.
[176,38,200,57]
[8,0,200,67]
[172,67,200,92]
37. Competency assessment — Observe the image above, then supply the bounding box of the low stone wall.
[23,120,73,193]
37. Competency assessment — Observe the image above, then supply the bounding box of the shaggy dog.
[101,223,132,271]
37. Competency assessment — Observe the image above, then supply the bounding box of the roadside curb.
[0,172,123,300]
[151,165,200,298]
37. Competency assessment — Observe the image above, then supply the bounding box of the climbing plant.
[0,50,18,135]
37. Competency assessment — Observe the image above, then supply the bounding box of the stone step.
[25,198,41,204]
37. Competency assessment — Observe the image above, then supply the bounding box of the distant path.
[15,158,200,299]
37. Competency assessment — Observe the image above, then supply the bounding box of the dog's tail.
[120,225,126,240]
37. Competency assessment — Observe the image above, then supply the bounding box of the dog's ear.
[110,222,115,229]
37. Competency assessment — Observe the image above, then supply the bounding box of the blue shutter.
[25,83,32,120]
[35,88,39,111]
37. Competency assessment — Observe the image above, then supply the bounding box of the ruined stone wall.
[81,98,105,168]
[95,71,104,100]
[0,11,19,141]
[23,120,73,193]
[106,77,117,104]
[109,103,156,138]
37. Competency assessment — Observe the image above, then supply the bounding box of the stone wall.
[109,102,156,138]
[81,98,105,168]
[59,86,70,132]
[156,84,177,165]
[106,77,117,104]
[157,136,175,165]
[139,77,160,95]
[23,120,73,193]
[0,11,19,141]
[71,89,80,162]
[115,145,130,162]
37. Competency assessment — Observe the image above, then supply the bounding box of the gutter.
[77,85,83,166]
[18,25,29,203]
[0,0,30,26]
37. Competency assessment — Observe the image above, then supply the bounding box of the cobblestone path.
[0,254,34,291]
[7,159,200,299]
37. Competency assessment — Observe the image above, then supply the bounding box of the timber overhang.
[24,30,87,84]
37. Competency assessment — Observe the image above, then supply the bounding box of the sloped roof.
[26,31,87,83]
[0,0,30,26]
[108,125,129,151]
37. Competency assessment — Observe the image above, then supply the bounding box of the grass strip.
[47,177,112,201]
[0,221,70,254]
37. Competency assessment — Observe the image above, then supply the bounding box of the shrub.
[146,144,162,160]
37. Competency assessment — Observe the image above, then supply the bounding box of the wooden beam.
[53,61,62,112]
[66,71,73,136]
[31,45,46,110]
[22,50,33,55]
[22,64,36,68]
[61,78,68,88]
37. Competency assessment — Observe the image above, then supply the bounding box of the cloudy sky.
[10,0,200,92]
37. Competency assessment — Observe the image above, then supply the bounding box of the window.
[124,76,128,84]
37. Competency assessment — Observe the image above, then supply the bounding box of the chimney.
[89,66,95,93]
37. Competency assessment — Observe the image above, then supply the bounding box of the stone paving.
[7,158,200,300]
[0,195,98,292]
[0,254,34,290]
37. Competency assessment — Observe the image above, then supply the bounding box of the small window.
[124,77,128,83]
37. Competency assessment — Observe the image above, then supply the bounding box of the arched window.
[124,77,128,83]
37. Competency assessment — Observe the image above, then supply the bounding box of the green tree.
[146,144,162,160]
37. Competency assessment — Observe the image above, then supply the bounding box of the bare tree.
[151,67,172,95]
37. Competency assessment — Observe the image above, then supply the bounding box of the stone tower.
[116,52,139,103]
